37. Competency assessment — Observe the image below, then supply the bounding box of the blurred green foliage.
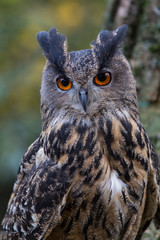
[0,0,106,221]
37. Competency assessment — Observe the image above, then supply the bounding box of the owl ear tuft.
[37,31,51,61]
[97,24,128,48]
[92,24,128,65]
[37,27,68,68]
[112,24,128,48]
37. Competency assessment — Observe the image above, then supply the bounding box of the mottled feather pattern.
[1,112,159,240]
[0,25,160,240]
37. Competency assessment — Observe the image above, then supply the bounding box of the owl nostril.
[79,89,88,95]
[79,89,88,112]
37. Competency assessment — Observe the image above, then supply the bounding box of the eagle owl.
[0,25,160,240]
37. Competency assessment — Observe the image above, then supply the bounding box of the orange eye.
[93,72,111,86]
[57,77,72,91]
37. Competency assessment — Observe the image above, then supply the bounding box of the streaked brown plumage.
[0,25,160,240]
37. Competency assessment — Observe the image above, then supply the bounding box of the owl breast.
[42,110,149,240]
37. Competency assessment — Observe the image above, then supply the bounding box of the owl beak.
[79,89,88,112]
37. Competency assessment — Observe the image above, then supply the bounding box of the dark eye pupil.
[98,73,107,82]
[61,78,69,86]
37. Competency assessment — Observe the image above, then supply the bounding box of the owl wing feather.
[0,138,71,240]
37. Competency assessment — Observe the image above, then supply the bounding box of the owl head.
[37,25,138,130]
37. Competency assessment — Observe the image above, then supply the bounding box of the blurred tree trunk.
[103,0,121,30]
[123,0,146,59]
[103,0,146,59]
